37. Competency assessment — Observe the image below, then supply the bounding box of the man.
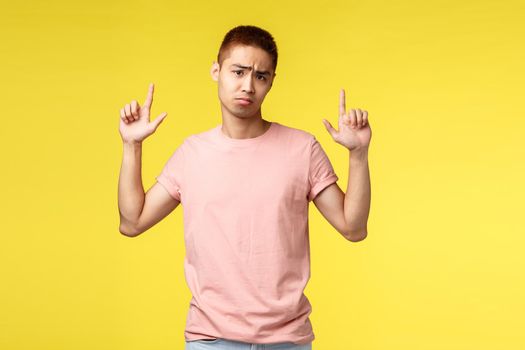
[118,25,371,349]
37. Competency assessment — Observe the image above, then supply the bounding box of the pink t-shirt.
[156,121,338,345]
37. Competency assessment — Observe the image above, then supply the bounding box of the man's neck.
[220,116,271,140]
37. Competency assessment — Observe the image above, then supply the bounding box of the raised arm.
[118,143,181,237]
[117,83,177,237]
[313,150,370,242]
[315,88,372,242]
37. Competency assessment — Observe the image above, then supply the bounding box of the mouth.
[235,98,253,105]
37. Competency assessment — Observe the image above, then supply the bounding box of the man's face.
[210,45,276,120]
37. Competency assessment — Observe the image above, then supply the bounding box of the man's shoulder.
[274,121,316,143]
[182,125,218,144]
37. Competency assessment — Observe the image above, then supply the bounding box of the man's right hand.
[119,83,168,144]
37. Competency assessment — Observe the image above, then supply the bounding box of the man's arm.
[313,148,370,242]
[118,141,180,237]
[316,88,372,242]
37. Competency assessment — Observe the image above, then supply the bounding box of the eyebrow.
[230,63,271,76]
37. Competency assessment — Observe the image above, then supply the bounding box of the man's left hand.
[323,88,372,151]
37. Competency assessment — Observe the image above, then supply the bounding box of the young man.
[118,25,371,349]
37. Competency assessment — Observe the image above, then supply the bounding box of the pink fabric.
[156,121,338,345]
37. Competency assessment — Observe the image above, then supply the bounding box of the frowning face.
[210,44,276,120]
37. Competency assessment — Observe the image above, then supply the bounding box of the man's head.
[210,25,278,120]
[216,25,278,74]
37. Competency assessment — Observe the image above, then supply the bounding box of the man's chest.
[183,146,309,209]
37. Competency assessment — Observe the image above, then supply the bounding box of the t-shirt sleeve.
[155,142,185,202]
[307,137,339,202]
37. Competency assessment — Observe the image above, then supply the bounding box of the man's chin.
[222,103,260,119]
[232,105,256,115]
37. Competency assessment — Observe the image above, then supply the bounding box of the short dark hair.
[217,25,278,73]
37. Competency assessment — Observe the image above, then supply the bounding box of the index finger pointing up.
[339,88,346,117]
[143,83,154,110]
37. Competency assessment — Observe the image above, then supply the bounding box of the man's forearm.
[118,141,145,233]
[344,147,371,238]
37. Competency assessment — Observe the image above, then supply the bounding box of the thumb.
[150,112,168,131]
[322,118,338,140]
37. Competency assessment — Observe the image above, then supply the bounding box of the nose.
[241,72,255,94]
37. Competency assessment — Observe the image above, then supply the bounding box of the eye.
[232,70,266,81]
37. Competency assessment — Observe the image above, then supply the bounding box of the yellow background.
[1,0,524,349]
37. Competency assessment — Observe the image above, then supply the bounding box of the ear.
[210,61,220,82]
